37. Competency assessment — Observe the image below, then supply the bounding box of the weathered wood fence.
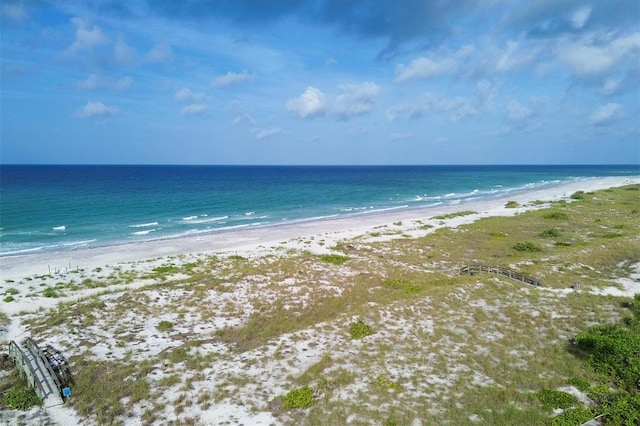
[460,264,541,286]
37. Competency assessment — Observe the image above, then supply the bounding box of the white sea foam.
[129,222,159,228]
[132,229,157,235]
[52,225,66,231]
[182,215,228,224]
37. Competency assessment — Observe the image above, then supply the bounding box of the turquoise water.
[1,165,638,256]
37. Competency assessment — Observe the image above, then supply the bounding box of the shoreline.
[1,176,638,282]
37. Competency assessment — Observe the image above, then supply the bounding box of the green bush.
[544,211,569,220]
[536,389,578,410]
[43,287,59,298]
[539,228,561,238]
[505,201,519,208]
[567,376,591,392]
[3,386,42,410]
[547,407,594,426]
[3,295,15,303]
[156,320,175,331]
[570,191,585,200]
[513,241,542,252]
[349,317,375,339]
[320,254,349,265]
[283,387,314,409]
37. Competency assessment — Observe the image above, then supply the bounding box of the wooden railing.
[460,264,540,286]
[8,339,65,406]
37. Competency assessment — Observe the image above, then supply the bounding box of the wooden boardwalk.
[8,338,66,407]
[460,264,541,287]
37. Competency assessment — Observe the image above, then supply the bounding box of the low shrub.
[283,387,314,409]
[3,296,15,303]
[539,228,561,238]
[320,254,349,265]
[536,389,578,410]
[349,317,375,339]
[513,241,542,252]
[505,201,519,208]
[156,320,175,331]
[3,386,41,410]
[544,211,569,220]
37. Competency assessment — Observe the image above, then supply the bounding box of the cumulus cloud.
[255,127,283,140]
[74,101,118,118]
[387,80,496,122]
[286,86,326,119]
[569,6,592,30]
[145,42,173,64]
[65,17,108,55]
[395,57,457,83]
[174,88,208,103]
[589,103,623,126]
[211,70,255,88]
[555,32,640,77]
[333,82,380,119]
[287,83,380,120]
[180,103,208,116]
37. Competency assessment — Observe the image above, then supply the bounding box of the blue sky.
[1,0,639,165]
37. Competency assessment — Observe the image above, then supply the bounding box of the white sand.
[1,176,639,425]
[2,176,638,283]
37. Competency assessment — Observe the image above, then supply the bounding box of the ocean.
[1,165,638,257]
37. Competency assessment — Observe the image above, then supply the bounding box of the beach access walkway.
[7,338,68,408]
[460,264,541,287]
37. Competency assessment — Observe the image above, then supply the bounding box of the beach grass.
[2,184,639,424]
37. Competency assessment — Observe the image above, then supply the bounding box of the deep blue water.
[1,165,638,256]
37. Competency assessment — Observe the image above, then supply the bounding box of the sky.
[1,0,639,165]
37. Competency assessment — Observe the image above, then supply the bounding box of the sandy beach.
[1,175,639,425]
[2,176,638,283]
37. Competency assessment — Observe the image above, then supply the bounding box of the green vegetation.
[539,228,562,238]
[349,317,375,339]
[3,386,41,410]
[3,295,15,303]
[536,389,577,410]
[283,387,314,409]
[156,320,175,331]
[320,254,349,265]
[513,241,542,252]
[433,210,476,220]
[505,200,520,208]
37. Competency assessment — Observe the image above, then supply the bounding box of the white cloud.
[255,127,283,140]
[333,82,380,119]
[174,88,207,103]
[180,103,208,116]
[387,80,496,123]
[589,103,623,126]
[66,18,108,55]
[555,32,640,77]
[287,83,380,120]
[74,101,118,118]
[286,86,326,119]
[569,6,591,29]
[114,36,137,65]
[145,42,173,64]
[211,70,255,88]
[77,74,106,90]
[505,100,532,122]
[115,76,134,90]
[395,56,457,83]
